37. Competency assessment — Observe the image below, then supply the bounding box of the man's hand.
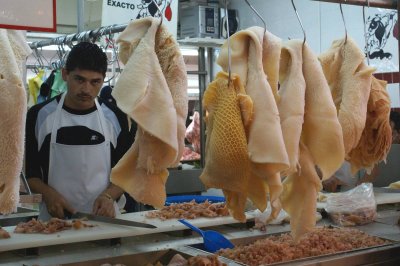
[43,187,75,219]
[28,177,75,219]
[92,193,115,217]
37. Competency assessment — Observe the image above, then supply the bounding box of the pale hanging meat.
[319,38,376,156]
[111,18,188,209]
[0,30,31,214]
[281,142,322,242]
[279,40,344,241]
[277,40,306,176]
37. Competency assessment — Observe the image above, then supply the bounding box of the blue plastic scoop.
[178,219,234,253]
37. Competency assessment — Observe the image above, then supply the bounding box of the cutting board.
[0,210,258,252]
[317,192,400,210]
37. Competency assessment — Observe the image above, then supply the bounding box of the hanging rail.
[29,23,128,49]
[314,0,397,9]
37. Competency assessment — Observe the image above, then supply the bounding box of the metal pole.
[198,47,207,168]
[77,0,85,32]
[29,24,128,49]
[207,47,214,83]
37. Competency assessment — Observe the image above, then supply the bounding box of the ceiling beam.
[313,0,397,9]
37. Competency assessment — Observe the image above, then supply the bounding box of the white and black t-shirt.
[25,94,136,184]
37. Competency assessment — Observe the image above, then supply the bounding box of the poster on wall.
[365,8,398,73]
[102,0,178,38]
[0,0,56,32]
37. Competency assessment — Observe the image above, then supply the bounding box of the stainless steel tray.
[188,228,400,266]
[61,246,240,266]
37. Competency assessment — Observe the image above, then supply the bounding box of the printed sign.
[0,0,56,32]
[102,0,178,37]
[365,9,398,72]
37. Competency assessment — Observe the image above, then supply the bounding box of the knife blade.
[72,212,157,229]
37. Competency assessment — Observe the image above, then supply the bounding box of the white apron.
[39,93,119,220]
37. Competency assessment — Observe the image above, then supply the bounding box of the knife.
[71,212,157,229]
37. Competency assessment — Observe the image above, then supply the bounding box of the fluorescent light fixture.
[180,48,198,56]
[188,88,199,94]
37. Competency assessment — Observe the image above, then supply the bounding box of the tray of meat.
[60,247,240,266]
[187,226,400,265]
[146,199,229,220]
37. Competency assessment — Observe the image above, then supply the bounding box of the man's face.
[62,68,104,110]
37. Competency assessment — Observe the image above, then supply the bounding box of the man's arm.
[25,106,75,218]
[28,177,75,218]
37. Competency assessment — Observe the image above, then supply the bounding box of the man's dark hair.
[65,42,108,76]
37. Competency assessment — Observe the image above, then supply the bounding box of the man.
[25,42,135,220]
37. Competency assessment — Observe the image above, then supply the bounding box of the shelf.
[178,37,225,48]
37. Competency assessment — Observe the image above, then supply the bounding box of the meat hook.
[291,0,306,45]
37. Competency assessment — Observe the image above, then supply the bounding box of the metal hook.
[363,0,370,65]
[224,0,231,84]
[291,0,306,45]
[244,0,266,35]
[339,1,348,44]
[151,0,163,27]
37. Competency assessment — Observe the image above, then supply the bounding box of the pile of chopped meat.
[145,200,229,220]
[217,227,389,265]
[14,218,94,234]
[0,226,10,239]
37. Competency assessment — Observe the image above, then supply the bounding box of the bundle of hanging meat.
[319,38,391,174]
[200,71,254,222]
[0,30,32,214]
[319,38,375,157]
[319,38,390,174]
[202,27,290,222]
[110,18,188,209]
[278,39,345,241]
[347,76,392,173]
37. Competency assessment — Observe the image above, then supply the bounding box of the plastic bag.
[325,183,377,226]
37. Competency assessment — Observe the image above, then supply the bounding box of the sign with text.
[365,8,399,73]
[102,0,178,38]
[0,0,56,32]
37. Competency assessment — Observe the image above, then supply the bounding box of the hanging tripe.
[110,17,188,209]
[200,71,253,222]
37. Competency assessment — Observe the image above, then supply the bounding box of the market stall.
[1,0,400,265]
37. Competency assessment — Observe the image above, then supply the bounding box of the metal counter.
[0,207,38,227]
[0,211,399,266]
